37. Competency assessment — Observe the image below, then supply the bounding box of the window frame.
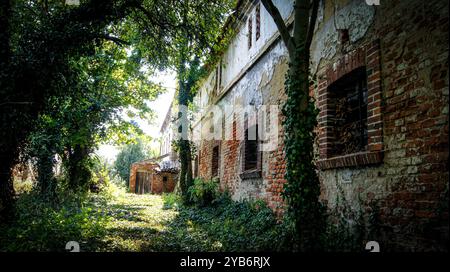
[256,3,261,41]
[328,66,369,157]
[240,114,262,179]
[211,143,220,178]
[317,40,384,170]
[248,15,253,49]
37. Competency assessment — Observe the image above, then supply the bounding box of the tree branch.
[261,0,295,56]
[305,0,319,50]
[99,35,130,46]
[0,102,33,107]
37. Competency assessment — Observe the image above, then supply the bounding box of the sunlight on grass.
[1,183,289,252]
[95,187,180,251]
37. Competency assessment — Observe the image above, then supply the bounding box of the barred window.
[212,145,220,177]
[329,67,368,156]
[248,16,253,49]
[244,124,258,171]
[256,4,261,41]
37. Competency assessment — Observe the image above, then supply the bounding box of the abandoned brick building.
[129,160,177,194]
[187,0,448,251]
[129,102,179,194]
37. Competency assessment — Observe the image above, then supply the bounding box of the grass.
[0,185,291,252]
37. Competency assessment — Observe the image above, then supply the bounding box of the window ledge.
[317,151,383,170]
[240,169,262,180]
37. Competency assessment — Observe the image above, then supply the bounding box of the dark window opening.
[212,145,220,177]
[194,154,199,178]
[214,67,219,95]
[248,17,253,49]
[328,67,368,156]
[256,4,261,41]
[219,60,223,91]
[163,176,168,182]
[244,124,258,171]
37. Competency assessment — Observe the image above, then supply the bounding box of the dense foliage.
[113,139,150,187]
[0,0,235,218]
[157,193,291,251]
[0,190,108,251]
[187,178,220,207]
[0,183,291,252]
[171,1,234,199]
[1,0,139,213]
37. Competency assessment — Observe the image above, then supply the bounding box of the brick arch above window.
[316,40,383,170]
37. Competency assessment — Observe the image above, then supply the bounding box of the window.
[317,41,383,170]
[256,4,261,41]
[194,154,199,178]
[214,68,219,94]
[244,124,258,171]
[162,176,168,182]
[328,67,368,156]
[212,145,220,177]
[213,60,223,95]
[219,60,223,91]
[248,16,253,49]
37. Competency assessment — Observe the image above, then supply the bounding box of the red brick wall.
[129,162,177,195]
[375,0,448,250]
[263,111,287,216]
[152,172,177,194]
[195,0,448,251]
[317,40,384,169]
[314,0,448,250]
[220,117,240,194]
[129,162,158,193]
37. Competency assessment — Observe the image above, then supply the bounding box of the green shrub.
[162,193,182,210]
[187,178,219,206]
[154,191,294,251]
[0,191,109,252]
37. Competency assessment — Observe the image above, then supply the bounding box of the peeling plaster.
[311,0,375,74]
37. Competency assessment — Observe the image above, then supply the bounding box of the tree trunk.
[177,97,193,197]
[262,0,324,251]
[0,0,14,220]
[0,153,15,221]
[68,144,91,191]
[0,0,11,65]
[37,151,57,202]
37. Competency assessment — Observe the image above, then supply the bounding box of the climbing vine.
[281,46,325,251]
[261,0,324,251]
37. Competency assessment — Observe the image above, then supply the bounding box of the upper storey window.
[248,16,253,49]
[256,4,261,41]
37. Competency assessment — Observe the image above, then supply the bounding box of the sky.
[96,71,177,162]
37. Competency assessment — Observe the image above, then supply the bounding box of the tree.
[261,0,324,251]
[0,0,231,216]
[176,56,201,199]
[130,0,234,199]
[113,140,148,187]
[0,0,145,217]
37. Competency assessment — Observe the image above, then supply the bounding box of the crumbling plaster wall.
[193,0,448,250]
[310,0,376,74]
[196,40,288,210]
[311,0,449,251]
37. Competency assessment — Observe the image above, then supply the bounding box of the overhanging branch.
[99,35,130,46]
[305,0,319,50]
[261,0,295,56]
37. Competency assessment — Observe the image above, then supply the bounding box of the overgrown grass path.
[0,189,284,252]
[98,193,180,251]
